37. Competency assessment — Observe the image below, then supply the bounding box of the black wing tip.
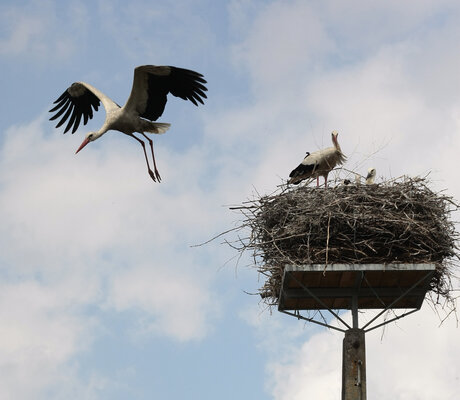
[192,93,207,106]
[49,85,100,133]
[170,65,207,82]
[193,94,205,106]
[289,163,314,178]
[52,90,68,104]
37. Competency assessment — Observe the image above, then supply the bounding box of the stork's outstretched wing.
[124,65,208,121]
[49,83,101,134]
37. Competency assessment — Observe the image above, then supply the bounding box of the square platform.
[278,264,436,311]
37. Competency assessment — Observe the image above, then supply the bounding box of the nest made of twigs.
[230,176,459,309]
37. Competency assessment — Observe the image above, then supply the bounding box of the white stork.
[288,131,346,187]
[365,167,376,184]
[49,65,207,182]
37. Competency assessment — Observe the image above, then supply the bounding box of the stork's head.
[331,130,340,148]
[366,167,376,179]
[366,167,376,184]
[76,131,101,154]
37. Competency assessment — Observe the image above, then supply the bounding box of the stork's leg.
[141,133,161,182]
[324,173,329,188]
[316,177,320,187]
[125,133,157,182]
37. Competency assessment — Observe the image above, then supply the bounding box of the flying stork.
[288,131,346,187]
[49,65,207,182]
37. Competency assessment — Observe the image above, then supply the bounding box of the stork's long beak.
[76,137,90,154]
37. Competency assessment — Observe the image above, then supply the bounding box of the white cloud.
[0,280,101,400]
[231,1,335,95]
[96,0,217,63]
[0,12,46,56]
[0,1,89,62]
[268,330,341,400]
[318,0,458,52]
[107,262,217,341]
[368,307,460,399]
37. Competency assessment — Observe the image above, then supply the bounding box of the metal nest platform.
[278,263,436,333]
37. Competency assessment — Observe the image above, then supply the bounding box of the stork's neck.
[95,124,110,139]
[332,136,341,152]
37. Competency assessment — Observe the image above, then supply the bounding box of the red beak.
[76,137,90,154]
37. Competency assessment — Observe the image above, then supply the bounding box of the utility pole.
[342,329,366,400]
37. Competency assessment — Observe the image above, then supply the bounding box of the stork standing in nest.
[49,65,207,182]
[288,131,346,187]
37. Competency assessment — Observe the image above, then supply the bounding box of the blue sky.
[1,1,460,399]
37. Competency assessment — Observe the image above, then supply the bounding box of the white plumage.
[49,65,207,182]
[288,131,346,187]
[365,167,376,184]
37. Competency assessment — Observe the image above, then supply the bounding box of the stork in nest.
[288,131,346,187]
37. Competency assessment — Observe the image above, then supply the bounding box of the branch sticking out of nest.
[226,176,460,311]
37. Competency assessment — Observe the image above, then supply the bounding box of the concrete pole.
[342,329,366,400]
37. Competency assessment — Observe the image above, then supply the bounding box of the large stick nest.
[230,176,459,308]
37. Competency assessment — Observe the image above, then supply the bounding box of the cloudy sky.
[1,0,459,399]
